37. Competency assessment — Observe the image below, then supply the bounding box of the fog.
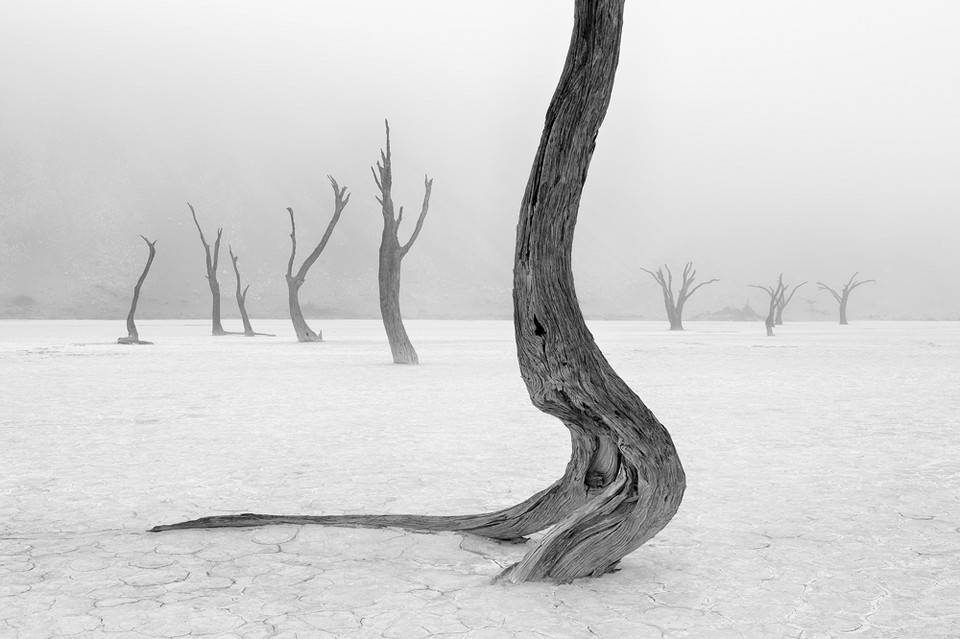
[2,1,958,320]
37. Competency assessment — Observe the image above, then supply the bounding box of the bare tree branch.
[292,176,350,283]
[749,284,775,296]
[687,278,720,298]
[212,228,223,273]
[285,207,297,280]
[639,266,667,289]
[400,175,433,257]
[817,282,842,303]
[188,203,212,278]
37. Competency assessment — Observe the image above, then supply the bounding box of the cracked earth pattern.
[1,320,958,638]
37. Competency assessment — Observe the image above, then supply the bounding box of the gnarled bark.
[818,273,875,325]
[750,275,786,337]
[372,121,433,364]
[640,262,718,330]
[188,204,226,336]
[152,0,685,584]
[284,177,351,342]
[229,246,272,338]
[117,235,156,345]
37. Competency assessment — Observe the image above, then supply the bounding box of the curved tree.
[817,273,875,325]
[372,120,433,364]
[774,279,806,326]
[228,246,272,338]
[640,262,718,330]
[188,204,226,336]
[749,274,786,337]
[152,0,685,584]
[117,235,157,345]
[284,177,350,342]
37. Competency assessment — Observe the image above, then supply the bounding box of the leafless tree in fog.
[284,178,350,342]
[188,204,226,336]
[152,0,685,585]
[640,262,718,330]
[750,275,787,336]
[117,235,156,345]
[818,273,875,325]
[774,279,807,326]
[228,246,272,338]
[372,120,433,364]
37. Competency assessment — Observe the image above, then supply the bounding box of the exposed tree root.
[117,337,153,345]
[152,439,597,538]
[151,0,685,584]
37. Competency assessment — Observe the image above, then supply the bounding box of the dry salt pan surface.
[1,319,958,639]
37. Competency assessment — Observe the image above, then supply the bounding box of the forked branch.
[288,177,350,285]
[642,261,716,330]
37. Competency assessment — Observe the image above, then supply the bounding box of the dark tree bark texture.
[151,0,685,584]
[117,235,157,345]
[372,121,433,364]
[284,178,350,343]
[188,204,226,336]
[818,273,875,325]
[640,262,718,330]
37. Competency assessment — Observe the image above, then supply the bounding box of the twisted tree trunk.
[372,121,433,364]
[504,0,684,580]
[152,0,685,584]
[117,235,157,345]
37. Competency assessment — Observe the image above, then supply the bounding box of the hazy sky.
[1,1,958,319]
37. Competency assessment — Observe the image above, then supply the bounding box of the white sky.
[1,1,958,318]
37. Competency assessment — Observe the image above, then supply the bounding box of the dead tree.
[151,0,685,585]
[817,273,875,325]
[750,275,787,336]
[228,246,272,338]
[188,204,226,336]
[640,262,718,330]
[774,280,806,326]
[372,121,433,364]
[117,235,157,345]
[284,177,350,342]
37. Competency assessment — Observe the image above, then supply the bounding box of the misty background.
[1,1,958,321]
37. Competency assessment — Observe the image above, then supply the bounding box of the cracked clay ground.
[1,319,958,638]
